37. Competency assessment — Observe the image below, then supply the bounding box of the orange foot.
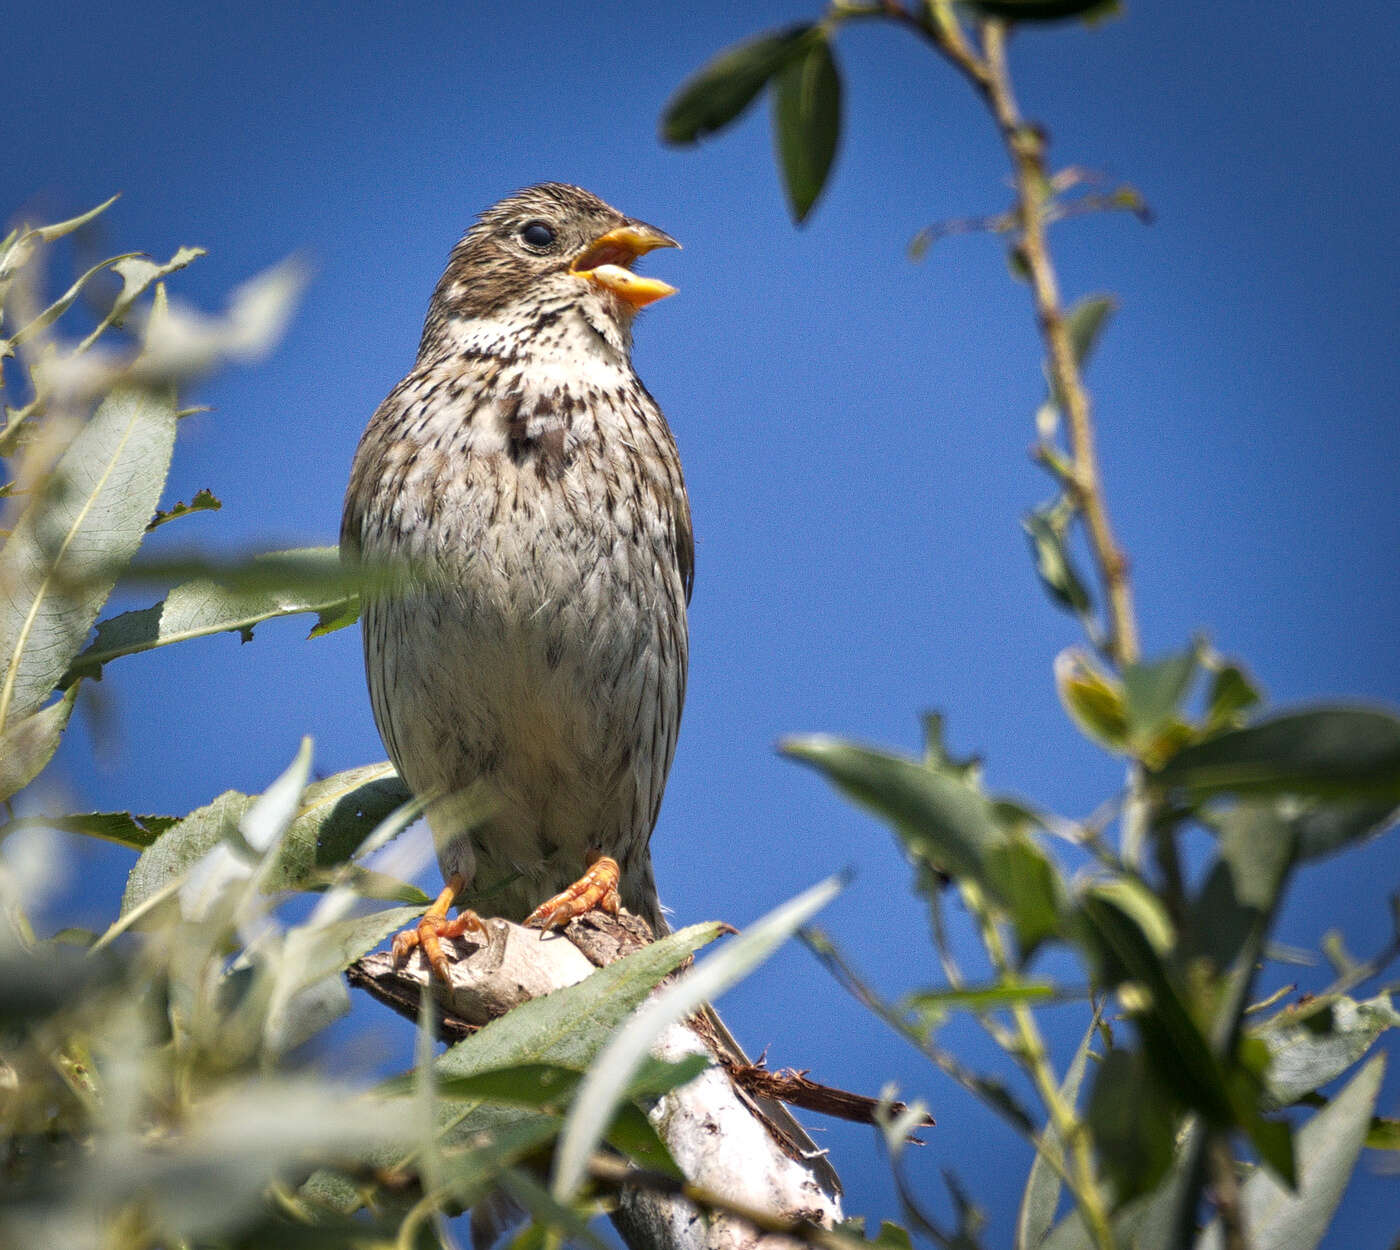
[392,872,487,980]
[524,853,621,929]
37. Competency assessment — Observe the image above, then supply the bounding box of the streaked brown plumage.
[342,183,691,937]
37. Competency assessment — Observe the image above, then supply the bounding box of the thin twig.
[963,883,1115,1250]
[914,11,1140,667]
[979,20,1139,665]
[588,1155,852,1250]
[1208,1133,1248,1250]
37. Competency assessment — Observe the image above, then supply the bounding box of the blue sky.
[8,2,1399,1245]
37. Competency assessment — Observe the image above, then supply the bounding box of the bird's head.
[421,183,679,360]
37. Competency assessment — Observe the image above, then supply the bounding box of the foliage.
[660,4,1400,1250]
[3,3,1398,1248]
[0,202,800,1249]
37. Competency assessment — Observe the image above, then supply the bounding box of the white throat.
[445,292,635,393]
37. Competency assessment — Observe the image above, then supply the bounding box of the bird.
[344,185,842,1200]
[341,183,692,975]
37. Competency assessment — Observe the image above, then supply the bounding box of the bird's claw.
[525,854,621,929]
[392,873,485,981]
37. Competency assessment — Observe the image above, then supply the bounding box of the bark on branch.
[349,911,851,1250]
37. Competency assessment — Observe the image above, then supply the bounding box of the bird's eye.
[520,221,556,250]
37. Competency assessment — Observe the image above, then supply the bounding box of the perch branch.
[348,911,846,1250]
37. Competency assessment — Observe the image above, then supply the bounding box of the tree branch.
[348,912,845,1250]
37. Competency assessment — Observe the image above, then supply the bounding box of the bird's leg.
[524,852,621,929]
[392,872,487,981]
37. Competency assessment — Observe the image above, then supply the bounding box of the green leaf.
[263,905,426,1056]
[7,253,141,348]
[1065,295,1116,368]
[661,24,814,144]
[1287,797,1400,861]
[1023,503,1093,618]
[495,1168,611,1250]
[65,546,357,682]
[1202,662,1261,734]
[1154,705,1400,804]
[75,246,206,353]
[0,684,78,802]
[1367,1116,1400,1150]
[1054,648,1128,753]
[1254,994,1400,1110]
[1015,1007,1100,1250]
[1087,1047,1177,1200]
[0,387,178,732]
[427,1056,710,1111]
[1195,1057,1384,1250]
[1076,886,1236,1125]
[783,734,1007,892]
[435,922,724,1082]
[3,810,179,850]
[146,487,222,531]
[122,761,413,912]
[1212,799,1296,915]
[772,31,841,222]
[969,0,1120,20]
[430,1060,704,1179]
[552,877,841,1198]
[431,1111,564,1212]
[983,839,1066,958]
[1121,645,1199,751]
[31,195,121,243]
[903,980,1057,1022]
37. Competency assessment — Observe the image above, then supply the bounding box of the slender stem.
[589,1154,858,1250]
[916,12,1140,667]
[1208,1133,1248,1250]
[980,21,1138,665]
[966,885,1117,1250]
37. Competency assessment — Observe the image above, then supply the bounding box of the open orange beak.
[569,223,680,308]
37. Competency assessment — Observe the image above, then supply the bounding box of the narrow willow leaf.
[1254,994,1400,1110]
[1367,1116,1400,1149]
[4,810,178,850]
[432,1060,702,1180]
[1023,504,1092,617]
[552,877,842,1198]
[0,388,178,731]
[1121,645,1199,750]
[1156,705,1400,805]
[1044,295,1115,410]
[661,24,814,144]
[146,487,221,531]
[772,31,841,222]
[0,684,78,802]
[1203,662,1262,733]
[1087,1047,1177,1199]
[1054,648,1128,753]
[264,905,425,1055]
[424,1057,709,1111]
[32,195,121,243]
[1015,1006,1101,1250]
[77,247,206,352]
[970,0,1121,20]
[7,254,140,348]
[66,546,356,682]
[436,923,724,1081]
[983,839,1066,958]
[1076,888,1235,1125]
[903,980,1057,1019]
[783,735,1006,892]
[1065,295,1116,366]
[1195,1057,1384,1250]
[122,761,412,912]
[497,1168,612,1250]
